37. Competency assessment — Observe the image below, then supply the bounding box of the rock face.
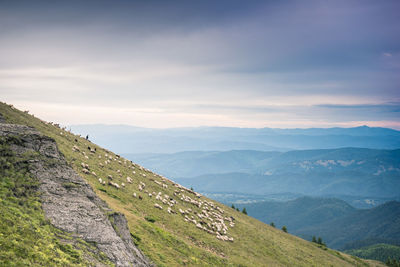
[0,113,5,123]
[0,122,153,267]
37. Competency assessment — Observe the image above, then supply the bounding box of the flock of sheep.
[72,141,235,242]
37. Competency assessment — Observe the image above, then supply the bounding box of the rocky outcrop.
[0,122,153,267]
[0,113,5,123]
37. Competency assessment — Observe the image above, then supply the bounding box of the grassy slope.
[0,132,112,266]
[0,102,384,267]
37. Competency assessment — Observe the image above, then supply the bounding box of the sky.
[1,0,400,129]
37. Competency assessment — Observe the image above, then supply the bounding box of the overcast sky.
[1,0,399,129]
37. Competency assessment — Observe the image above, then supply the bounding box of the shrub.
[145,216,156,223]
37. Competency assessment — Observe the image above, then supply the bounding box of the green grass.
[0,135,113,266]
[0,102,386,267]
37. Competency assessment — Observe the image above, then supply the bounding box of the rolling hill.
[0,101,385,266]
[236,197,357,233]
[299,201,400,249]
[236,198,400,250]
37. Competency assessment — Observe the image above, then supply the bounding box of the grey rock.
[0,113,5,123]
[0,123,153,267]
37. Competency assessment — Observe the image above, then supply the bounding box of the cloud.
[316,103,400,111]
[0,0,399,129]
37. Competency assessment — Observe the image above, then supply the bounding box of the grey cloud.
[0,0,399,128]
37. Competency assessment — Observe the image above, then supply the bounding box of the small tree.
[282,226,287,233]
[312,236,317,243]
[231,204,235,209]
[270,222,275,228]
[242,207,247,215]
[236,208,239,211]
[315,237,326,247]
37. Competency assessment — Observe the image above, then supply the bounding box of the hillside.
[0,127,105,266]
[0,119,151,266]
[237,198,400,250]
[236,197,356,232]
[0,102,385,266]
[299,201,400,250]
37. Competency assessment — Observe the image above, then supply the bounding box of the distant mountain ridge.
[71,124,400,137]
[124,150,280,178]
[125,148,400,199]
[70,124,400,154]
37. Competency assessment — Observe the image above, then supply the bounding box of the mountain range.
[70,124,400,154]
[125,148,400,202]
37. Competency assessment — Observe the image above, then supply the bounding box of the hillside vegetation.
[298,201,400,249]
[236,198,400,250]
[345,244,400,263]
[0,102,385,266]
[236,197,356,234]
[0,133,112,266]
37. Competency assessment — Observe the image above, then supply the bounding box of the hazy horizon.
[67,122,400,131]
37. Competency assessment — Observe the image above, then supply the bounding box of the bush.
[282,226,287,233]
[130,232,142,246]
[386,257,400,267]
[145,216,156,223]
